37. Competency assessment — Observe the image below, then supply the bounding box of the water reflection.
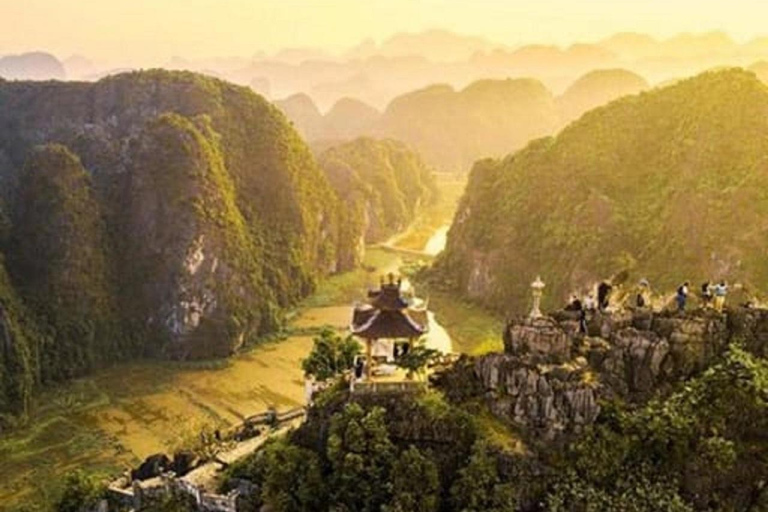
[426,311,453,353]
[424,225,449,256]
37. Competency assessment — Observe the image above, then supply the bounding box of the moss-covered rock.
[7,145,119,381]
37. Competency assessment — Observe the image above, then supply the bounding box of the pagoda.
[351,273,429,379]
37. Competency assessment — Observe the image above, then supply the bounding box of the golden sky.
[0,0,765,64]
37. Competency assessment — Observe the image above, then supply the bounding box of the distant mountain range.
[6,29,768,110]
[276,68,655,172]
[0,52,65,80]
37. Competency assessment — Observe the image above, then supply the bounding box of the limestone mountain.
[556,69,649,124]
[319,138,436,269]
[274,93,325,141]
[6,145,120,382]
[0,70,359,415]
[378,78,560,172]
[345,29,503,62]
[0,258,36,420]
[436,69,768,313]
[0,52,66,80]
[322,98,380,141]
[276,95,380,144]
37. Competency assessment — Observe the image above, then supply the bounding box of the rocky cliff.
[445,306,768,440]
[0,70,360,417]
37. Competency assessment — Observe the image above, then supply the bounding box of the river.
[424,225,449,256]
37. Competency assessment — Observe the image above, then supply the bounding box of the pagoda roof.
[367,283,409,310]
[351,306,428,339]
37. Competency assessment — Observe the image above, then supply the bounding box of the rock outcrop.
[463,306,768,439]
[475,353,599,439]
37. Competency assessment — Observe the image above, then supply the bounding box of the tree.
[546,471,692,512]
[54,471,105,512]
[261,439,326,512]
[386,445,440,512]
[302,328,360,381]
[396,342,439,380]
[450,441,517,512]
[328,403,395,511]
[550,345,768,511]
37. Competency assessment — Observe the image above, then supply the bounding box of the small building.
[351,274,429,379]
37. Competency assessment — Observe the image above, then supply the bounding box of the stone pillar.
[530,276,545,319]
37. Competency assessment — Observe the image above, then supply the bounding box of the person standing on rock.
[598,282,612,311]
[713,281,728,312]
[578,306,588,335]
[676,282,689,312]
[701,281,713,308]
[584,294,596,312]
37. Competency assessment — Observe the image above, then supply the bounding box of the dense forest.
[0,71,433,426]
[436,68,768,313]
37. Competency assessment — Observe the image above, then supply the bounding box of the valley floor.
[0,175,503,509]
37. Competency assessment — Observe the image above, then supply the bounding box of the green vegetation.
[7,145,122,383]
[394,343,439,379]
[437,69,768,314]
[220,391,486,512]
[302,329,360,381]
[53,471,107,512]
[319,137,437,268]
[0,258,36,421]
[228,344,766,511]
[545,345,768,511]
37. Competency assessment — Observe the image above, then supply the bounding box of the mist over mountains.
[5,29,768,110]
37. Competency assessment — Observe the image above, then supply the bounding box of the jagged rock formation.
[0,70,363,415]
[436,69,768,312]
[460,305,768,439]
[474,352,599,439]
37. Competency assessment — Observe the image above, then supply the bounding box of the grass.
[418,286,505,355]
[473,407,527,455]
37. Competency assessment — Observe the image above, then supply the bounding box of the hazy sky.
[1,0,766,64]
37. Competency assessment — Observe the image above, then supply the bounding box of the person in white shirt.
[713,281,728,312]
